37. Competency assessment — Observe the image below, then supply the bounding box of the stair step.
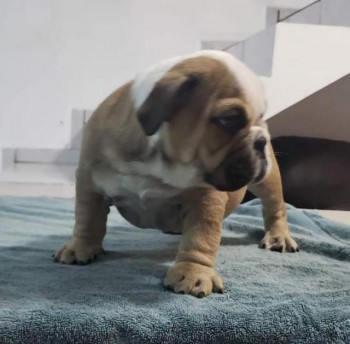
[0,181,75,197]
[0,163,75,184]
[2,148,80,166]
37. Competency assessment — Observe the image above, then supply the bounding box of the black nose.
[254,137,267,153]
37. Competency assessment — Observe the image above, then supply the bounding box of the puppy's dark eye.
[212,108,247,134]
[216,116,241,128]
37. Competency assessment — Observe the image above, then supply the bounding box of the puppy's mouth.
[204,153,269,192]
[205,162,255,192]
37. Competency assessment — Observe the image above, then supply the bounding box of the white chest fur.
[92,155,201,201]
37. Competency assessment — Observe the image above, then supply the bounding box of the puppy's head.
[133,51,270,192]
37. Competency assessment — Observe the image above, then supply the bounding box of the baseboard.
[0,109,95,170]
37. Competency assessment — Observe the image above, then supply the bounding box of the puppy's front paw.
[259,231,299,253]
[53,238,104,265]
[164,262,223,298]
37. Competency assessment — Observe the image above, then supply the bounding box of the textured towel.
[0,197,349,344]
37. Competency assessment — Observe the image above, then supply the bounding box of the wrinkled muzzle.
[205,127,269,192]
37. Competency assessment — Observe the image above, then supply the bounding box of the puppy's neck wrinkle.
[140,132,170,164]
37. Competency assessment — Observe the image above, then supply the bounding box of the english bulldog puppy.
[54,51,299,298]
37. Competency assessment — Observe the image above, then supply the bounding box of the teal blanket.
[0,197,349,344]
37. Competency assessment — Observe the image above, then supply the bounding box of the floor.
[0,163,349,224]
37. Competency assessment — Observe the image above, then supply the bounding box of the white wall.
[265,0,315,10]
[0,0,266,149]
[262,22,350,119]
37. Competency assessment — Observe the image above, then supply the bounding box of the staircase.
[221,0,350,119]
[1,0,349,196]
[268,74,350,143]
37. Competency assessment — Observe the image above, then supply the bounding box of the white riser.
[0,182,75,197]
[0,149,15,170]
[17,149,80,165]
[263,23,350,119]
[0,109,94,170]
[226,0,350,81]
[70,109,94,149]
[266,0,316,9]
[1,148,80,167]
[0,163,75,184]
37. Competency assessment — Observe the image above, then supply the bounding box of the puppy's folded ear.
[137,72,199,136]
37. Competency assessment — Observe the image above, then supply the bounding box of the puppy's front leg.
[249,144,299,253]
[164,189,227,298]
[54,169,110,264]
